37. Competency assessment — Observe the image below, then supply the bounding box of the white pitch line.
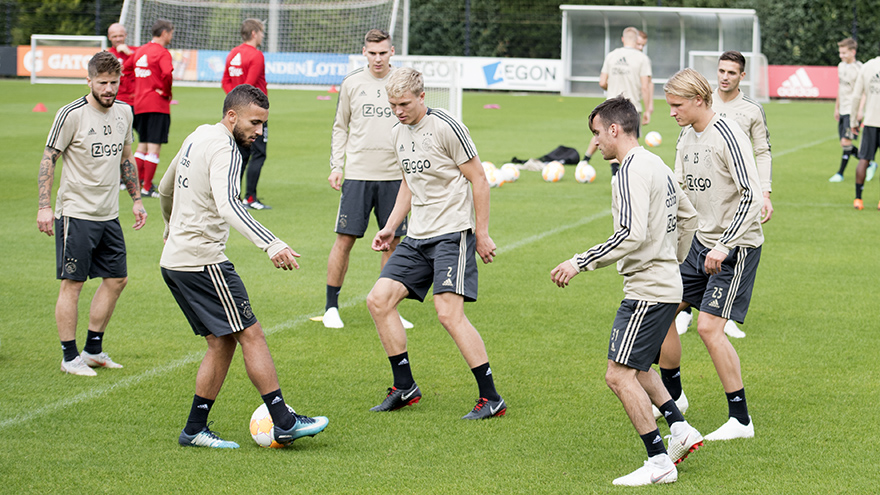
[773,136,837,158]
[0,211,611,430]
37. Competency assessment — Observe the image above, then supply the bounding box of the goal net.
[27,35,107,84]
[689,51,770,103]
[120,0,407,54]
[349,54,463,121]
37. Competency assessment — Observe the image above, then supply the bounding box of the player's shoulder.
[55,96,89,120]
[740,93,766,114]
[342,66,367,83]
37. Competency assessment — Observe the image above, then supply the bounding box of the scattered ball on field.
[500,163,520,182]
[486,167,504,188]
[645,131,662,148]
[575,161,597,183]
[542,160,565,182]
[250,403,292,448]
[481,161,496,172]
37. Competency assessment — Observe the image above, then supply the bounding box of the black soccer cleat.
[370,383,421,412]
[462,397,506,420]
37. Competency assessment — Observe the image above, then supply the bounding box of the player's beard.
[92,88,117,108]
[233,123,255,148]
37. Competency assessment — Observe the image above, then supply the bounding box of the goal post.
[348,54,463,121]
[27,35,107,84]
[120,0,409,55]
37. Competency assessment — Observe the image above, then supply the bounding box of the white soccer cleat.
[724,319,746,338]
[653,391,689,420]
[704,416,754,441]
[828,173,844,183]
[612,454,677,486]
[61,356,97,376]
[867,161,878,182]
[675,311,692,335]
[400,314,414,329]
[81,350,124,368]
[322,307,344,328]
[667,421,703,465]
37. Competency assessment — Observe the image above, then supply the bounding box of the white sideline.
[0,211,611,431]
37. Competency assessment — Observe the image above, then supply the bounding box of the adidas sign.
[271,395,283,405]
[134,54,152,78]
[777,68,819,98]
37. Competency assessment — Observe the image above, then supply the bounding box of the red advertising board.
[768,65,837,99]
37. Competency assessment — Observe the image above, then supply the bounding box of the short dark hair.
[719,50,746,73]
[88,51,121,78]
[241,18,264,42]
[223,84,269,115]
[364,28,391,45]
[151,19,174,38]
[588,96,639,137]
[838,37,857,51]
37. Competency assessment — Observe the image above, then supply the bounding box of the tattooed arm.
[37,146,61,236]
[120,144,147,230]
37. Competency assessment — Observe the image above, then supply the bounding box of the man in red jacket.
[130,19,174,198]
[222,18,271,210]
[106,23,137,107]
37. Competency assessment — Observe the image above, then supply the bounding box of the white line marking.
[773,136,837,158]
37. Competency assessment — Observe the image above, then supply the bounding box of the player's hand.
[550,260,579,288]
[760,194,773,224]
[118,43,133,55]
[834,109,840,121]
[132,200,147,230]
[328,172,343,191]
[476,233,496,264]
[37,207,54,236]
[272,247,300,270]
[642,111,652,126]
[372,229,393,252]
[704,249,727,276]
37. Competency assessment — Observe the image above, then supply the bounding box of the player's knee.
[366,287,388,315]
[841,138,852,148]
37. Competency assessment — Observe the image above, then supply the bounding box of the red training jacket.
[222,43,267,95]
[129,41,173,115]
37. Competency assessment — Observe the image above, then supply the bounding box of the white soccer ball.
[249,403,292,448]
[575,161,597,183]
[542,160,565,182]
[645,131,662,148]
[500,163,520,182]
[482,162,504,188]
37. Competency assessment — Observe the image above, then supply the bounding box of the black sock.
[660,367,682,401]
[610,162,620,176]
[726,388,750,425]
[640,428,666,458]
[584,153,591,163]
[658,399,685,427]
[82,330,103,354]
[325,285,341,310]
[471,362,501,401]
[184,395,214,435]
[682,306,692,315]
[61,339,79,362]
[262,389,295,429]
[839,147,853,175]
[389,352,414,389]
[856,183,864,200]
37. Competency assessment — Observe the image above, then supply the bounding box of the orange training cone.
[328,85,338,94]
[33,103,47,112]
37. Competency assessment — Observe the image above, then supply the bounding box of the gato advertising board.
[17,46,101,77]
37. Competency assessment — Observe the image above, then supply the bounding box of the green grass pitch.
[0,78,878,493]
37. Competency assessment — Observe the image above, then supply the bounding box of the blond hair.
[385,67,424,99]
[622,27,639,43]
[664,68,713,107]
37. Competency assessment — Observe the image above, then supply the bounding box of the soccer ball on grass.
[645,131,662,148]
[542,160,565,182]
[250,403,291,448]
[574,161,597,183]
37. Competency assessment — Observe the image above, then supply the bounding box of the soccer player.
[223,18,271,210]
[324,29,411,329]
[159,84,328,449]
[830,38,865,183]
[659,69,764,441]
[850,45,880,210]
[584,27,653,177]
[37,51,147,376]
[106,23,137,107]
[366,68,505,419]
[676,51,773,340]
[130,19,174,199]
[550,96,701,486]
